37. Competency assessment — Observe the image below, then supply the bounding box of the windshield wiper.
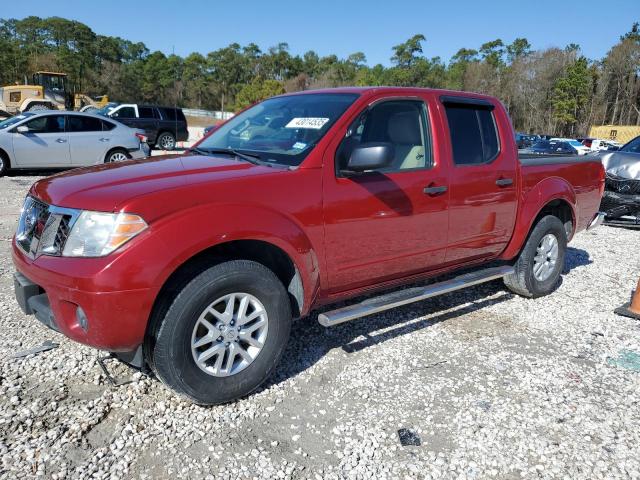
[191,147,261,165]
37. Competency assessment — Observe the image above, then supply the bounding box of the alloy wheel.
[191,293,269,377]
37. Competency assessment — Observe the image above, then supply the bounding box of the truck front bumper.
[12,241,155,353]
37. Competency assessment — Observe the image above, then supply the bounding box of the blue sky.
[7,0,639,65]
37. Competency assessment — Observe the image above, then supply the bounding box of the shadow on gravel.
[6,168,66,177]
[563,247,592,273]
[264,280,514,391]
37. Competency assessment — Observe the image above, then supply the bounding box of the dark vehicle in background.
[599,135,640,226]
[515,133,539,149]
[520,140,579,156]
[103,104,189,150]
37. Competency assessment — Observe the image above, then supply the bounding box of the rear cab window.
[442,97,500,165]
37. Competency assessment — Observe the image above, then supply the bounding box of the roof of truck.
[280,86,497,101]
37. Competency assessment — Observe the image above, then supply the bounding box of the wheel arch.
[501,177,577,260]
[144,238,307,359]
[104,146,130,163]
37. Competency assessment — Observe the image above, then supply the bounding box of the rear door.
[440,96,518,264]
[11,114,70,167]
[66,114,111,165]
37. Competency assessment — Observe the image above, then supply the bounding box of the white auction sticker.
[285,117,330,129]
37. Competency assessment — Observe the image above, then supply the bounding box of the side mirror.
[16,125,29,133]
[343,142,394,174]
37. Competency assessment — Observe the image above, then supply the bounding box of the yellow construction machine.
[0,72,109,118]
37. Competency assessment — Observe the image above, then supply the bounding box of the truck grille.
[16,197,78,258]
[605,174,640,195]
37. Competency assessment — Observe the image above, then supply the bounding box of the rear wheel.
[504,215,567,298]
[149,260,292,405]
[156,132,176,150]
[105,148,130,163]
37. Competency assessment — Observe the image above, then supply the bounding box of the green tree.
[552,56,591,135]
[391,34,426,67]
[234,78,285,109]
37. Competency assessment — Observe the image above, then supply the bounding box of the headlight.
[62,211,147,257]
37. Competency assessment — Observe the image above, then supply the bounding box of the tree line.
[1,16,639,136]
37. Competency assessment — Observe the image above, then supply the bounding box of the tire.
[150,260,292,405]
[0,150,9,176]
[26,104,50,112]
[104,148,130,163]
[156,132,176,150]
[504,215,567,298]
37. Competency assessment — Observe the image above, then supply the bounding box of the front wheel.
[504,215,567,298]
[150,260,292,405]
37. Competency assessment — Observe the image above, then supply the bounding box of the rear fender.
[500,176,576,260]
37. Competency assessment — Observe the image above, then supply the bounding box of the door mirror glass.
[16,125,29,133]
[343,142,394,173]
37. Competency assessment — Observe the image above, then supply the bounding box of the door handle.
[56,138,67,143]
[99,138,110,142]
[423,185,448,195]
[495,178,513,187]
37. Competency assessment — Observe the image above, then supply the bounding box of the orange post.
[615,277,640,320]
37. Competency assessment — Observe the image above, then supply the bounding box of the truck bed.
[518,153,604,234]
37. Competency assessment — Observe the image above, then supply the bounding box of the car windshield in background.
[0,113,34,130]
[620,136,640,153]
[196,93,359,167]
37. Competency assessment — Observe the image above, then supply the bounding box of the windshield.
[620,136,640,153]
[0,113,34,130]
[568,140,583,147]
[197,93,359,167]
[95,103,118,116]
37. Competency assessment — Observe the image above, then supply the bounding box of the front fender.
[148,203,322,315]
[500,176,577,260]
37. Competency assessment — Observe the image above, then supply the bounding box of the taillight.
[135,132,148,143]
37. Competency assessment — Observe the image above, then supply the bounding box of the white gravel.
[0,174,639,479]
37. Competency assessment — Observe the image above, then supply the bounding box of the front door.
[323,97,450,293]
[11,114,70,167]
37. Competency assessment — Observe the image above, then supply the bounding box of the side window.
[67,115,103,132]
[161,108,177,121]
[444,103,500,165]
[24,115,65,134]
[111,106,136,119]
[101,120,116,131]
[139,106,154,118]
[336,100,431,173]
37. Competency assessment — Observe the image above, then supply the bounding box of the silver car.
[0,111,150,176]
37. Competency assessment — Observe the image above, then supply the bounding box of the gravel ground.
[0,173,639,480]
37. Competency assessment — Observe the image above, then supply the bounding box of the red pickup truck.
[12,87,604,404]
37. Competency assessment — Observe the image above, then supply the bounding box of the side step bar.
[318,265,514,327]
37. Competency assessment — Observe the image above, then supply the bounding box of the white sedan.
[0,111,149,176]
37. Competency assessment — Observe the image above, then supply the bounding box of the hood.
[601,151,640,180]
[31,153,278,211]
